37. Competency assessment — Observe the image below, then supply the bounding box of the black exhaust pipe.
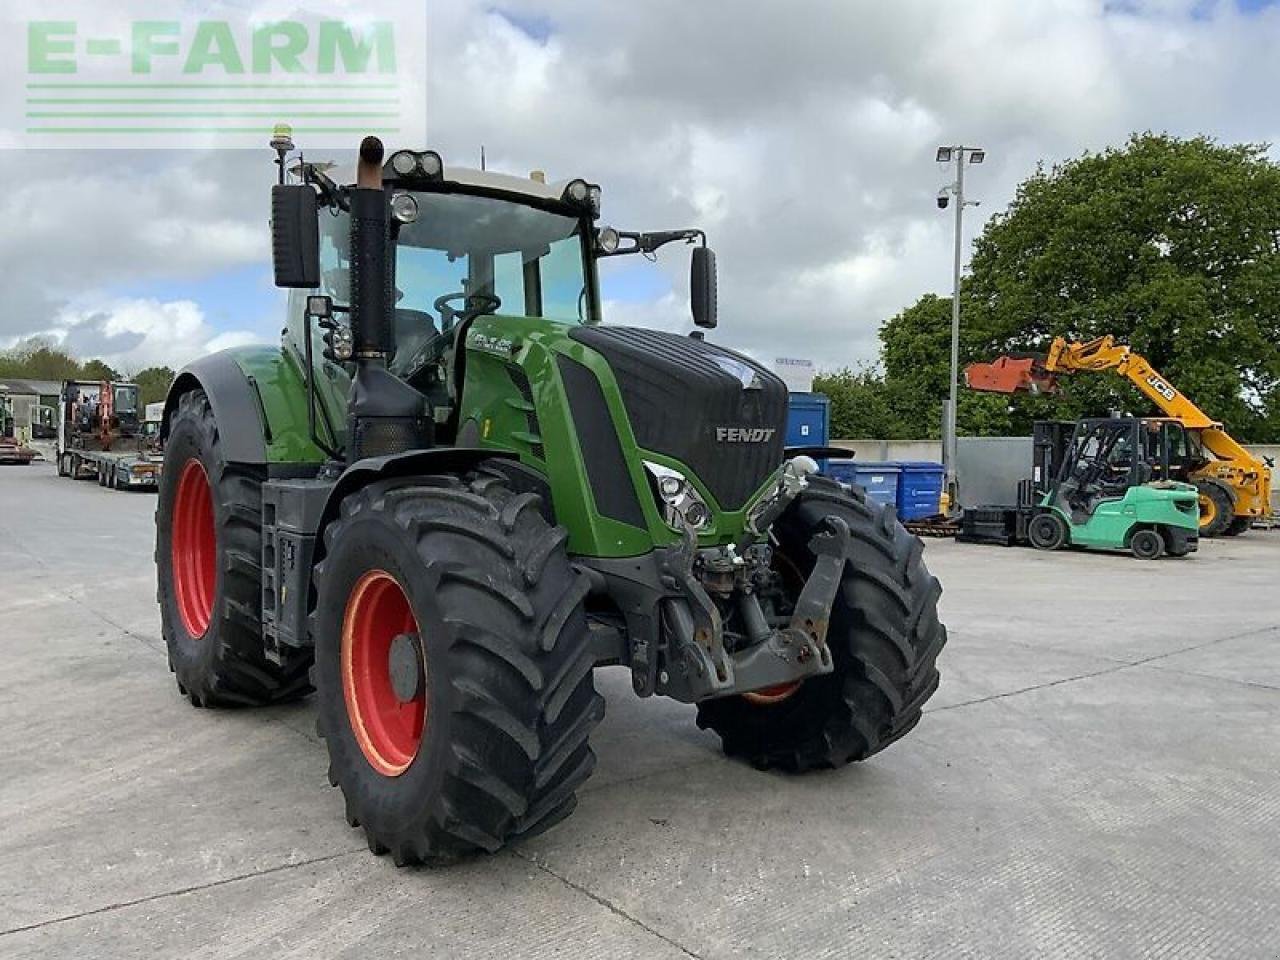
[346,136,433,462]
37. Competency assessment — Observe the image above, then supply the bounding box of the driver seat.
[390,308,439,374]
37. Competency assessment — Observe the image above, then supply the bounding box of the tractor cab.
[273,142,718,458]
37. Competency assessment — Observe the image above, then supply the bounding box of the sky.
[2,0,1279,375]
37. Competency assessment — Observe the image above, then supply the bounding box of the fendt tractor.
[154,132,947,865]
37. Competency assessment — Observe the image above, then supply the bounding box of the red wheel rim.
[742,550,805,706]
[342,570,426,777]
[742,681,802,706]
[172,458,216,638]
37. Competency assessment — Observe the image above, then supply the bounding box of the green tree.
[876,133,1280,441]
[0,340,82,381]
[132,366,175,407]
[813,366,903,438]
[79,358,121,382]
[962,132,1280,441]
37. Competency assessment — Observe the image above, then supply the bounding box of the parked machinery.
[57,380,163,489]
[966,336,1271,536]
[960,417,1200,559]
[0,386,36,465]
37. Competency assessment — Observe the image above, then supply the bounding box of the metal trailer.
[61,446,164,490]
[56,379,163,490]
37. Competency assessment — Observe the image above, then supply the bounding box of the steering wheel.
[434,292,502,331]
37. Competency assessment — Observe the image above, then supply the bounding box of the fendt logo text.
[716,427,777,443]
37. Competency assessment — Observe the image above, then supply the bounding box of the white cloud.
[15,298,271,373]
[2,0,1279,372]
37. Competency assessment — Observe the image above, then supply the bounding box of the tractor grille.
[568,326,787,510]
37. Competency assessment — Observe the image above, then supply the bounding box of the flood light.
[391,193,419,224]
[391,151,417,176]
[936,146,953,163]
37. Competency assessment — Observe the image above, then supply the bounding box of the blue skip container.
[894,461,945,521]
[825,460,901,514]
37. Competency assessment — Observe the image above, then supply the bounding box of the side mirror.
[691,246,718,330]
[271,184,320,288]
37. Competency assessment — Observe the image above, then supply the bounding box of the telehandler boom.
[966,335,1272,536]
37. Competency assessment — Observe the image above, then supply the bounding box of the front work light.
[390,151,417,176]
[597,226,621,254]
[391,193,420,224]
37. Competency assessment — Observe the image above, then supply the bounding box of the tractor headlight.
[644,461,711,531]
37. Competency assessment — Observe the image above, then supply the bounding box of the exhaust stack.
[346,136,433,461]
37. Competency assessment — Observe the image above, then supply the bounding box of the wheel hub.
[388,632,424,703]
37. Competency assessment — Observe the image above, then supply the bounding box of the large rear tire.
[311,472,605,865]
[696,477,946,771]
[1196,481,1233,538]
[156,389,312,707]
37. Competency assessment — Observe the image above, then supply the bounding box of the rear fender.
[162,348,327,467]
[162,355,267,464]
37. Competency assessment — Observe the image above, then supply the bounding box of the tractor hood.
[568,326,788,510]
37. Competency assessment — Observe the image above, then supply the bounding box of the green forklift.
[152,133,948,865]
[962,418,1200,559]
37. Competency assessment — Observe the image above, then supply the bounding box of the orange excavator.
[966,335,1273,537]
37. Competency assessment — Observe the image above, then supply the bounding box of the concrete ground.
[1,459,1278,959]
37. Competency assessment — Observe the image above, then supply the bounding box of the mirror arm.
[598,229,706,258]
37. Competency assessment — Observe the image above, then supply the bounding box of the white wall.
[834,438,1279,512]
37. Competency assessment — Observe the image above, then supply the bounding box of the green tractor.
[1025,418,1200,559]
[154,133,947,864]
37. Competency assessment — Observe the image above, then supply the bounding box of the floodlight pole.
[937,144,982,515]
[945,149,965,512]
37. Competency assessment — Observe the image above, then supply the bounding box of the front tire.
[1028,511,1068,550]
[155,389,312,707]
[696,478,946,771]
[311,472,605,865]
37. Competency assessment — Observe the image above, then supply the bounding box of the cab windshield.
[114,386,138,414]
[317,190,591,378]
